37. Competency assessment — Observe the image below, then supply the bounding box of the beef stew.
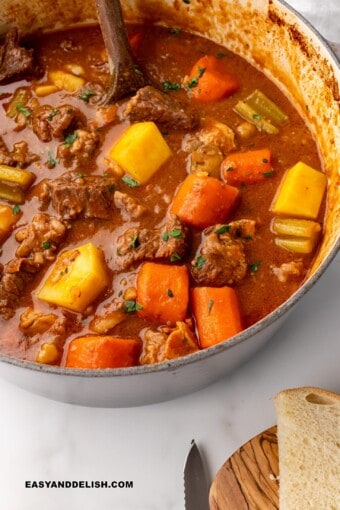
[0,24,326,369]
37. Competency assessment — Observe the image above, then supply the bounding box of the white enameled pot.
[0,0,338,407]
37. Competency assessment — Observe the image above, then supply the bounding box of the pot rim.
[0,0,339,378]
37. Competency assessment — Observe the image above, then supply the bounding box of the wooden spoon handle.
[95,0,145,102]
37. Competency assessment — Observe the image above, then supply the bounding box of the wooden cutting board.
[209,426,279,510]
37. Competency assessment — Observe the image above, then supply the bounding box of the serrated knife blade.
[184,440,209,510]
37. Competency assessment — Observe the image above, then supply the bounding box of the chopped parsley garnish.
[215,225,231,235]
[122,175,139,188]
[162,228,183,241]
[252,113,261,120]
[42,241,52,250]
[162,80,181,92]
[249,261,261,273]
[197,66,206,78]
[64,131,78,148]
[167,289,174,297]
[76,172,85,179]
[225,166,234,172]
[124,300,143,313]
[183,0,190,3]
[47,108,59,121]
[263,171,274,178]
[169,27,181,35]
[108,184,115,192]
[78,90,96,102]
[216,52,227,59]
[170,252,182,262]
[134,66,143,76]
[170,228,183,238]
[262,158,269,163]
[195,255,206,270]
[208,299,214,314]
[130,233,139,250]
[184,76,199,90]
[16,102,30,117]
[12,204,21,215]
[47,150,58,168]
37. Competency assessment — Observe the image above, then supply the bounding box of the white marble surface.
[0,3,339,509]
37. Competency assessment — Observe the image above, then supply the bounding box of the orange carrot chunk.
[171,173,239,228]
[137,262,189,324]
[192,286,243,348]
[187,55,239,103]
[65,335,142,369]
[222,148,273,185]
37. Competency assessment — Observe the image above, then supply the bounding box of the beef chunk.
[124,86,199,130]
[15,213,67,260]
[57,128,100,167]
[272,260,305,283]
[113,191,146,220]
[0,136,39,168]
[32,104,83,143]
[141,321,198,364]
[78,82,106,105]
[116,216,189,269]
[191,224,248,286]
[0,214,67,319]
[195,119,236,155]
[222,219,256,240]
[185,119,236,177]
[0,29,34,83]
[0,270,32,319]
[45,173,117,220]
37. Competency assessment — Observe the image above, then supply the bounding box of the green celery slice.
[275,236,318,254]
[0,183,25,204]
[234,101,279,134]
[271,218,321,238]
[245,89,288,125]
[6,88,31,118]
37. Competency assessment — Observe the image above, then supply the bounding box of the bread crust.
[274,386,340,403]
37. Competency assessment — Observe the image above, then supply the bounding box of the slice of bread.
[274,387,340,510]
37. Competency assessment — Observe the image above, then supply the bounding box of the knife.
[184,439,210,510]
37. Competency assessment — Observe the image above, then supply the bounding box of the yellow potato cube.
[271,161,327,219]
[109,122,172,184]
[48,70,85,92]
[0,204,21,243]
[37,243,109,312]
[35,84,59,97]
